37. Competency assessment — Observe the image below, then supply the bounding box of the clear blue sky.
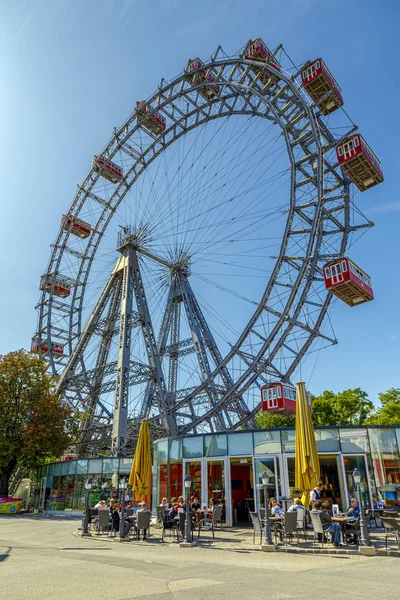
[0,0,398,406]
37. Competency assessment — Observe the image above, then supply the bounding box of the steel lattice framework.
[34,43,373,455]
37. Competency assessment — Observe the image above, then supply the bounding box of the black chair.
[343,518,360,546]
[198,506,222,541]
[274,511,298,546]
[162,516,179,542]
[96,510,110,535]
[136,511,151,540]
[156,506,166,527]
[249,511,262,545]
[381,517,400,551]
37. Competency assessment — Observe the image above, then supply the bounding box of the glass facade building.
[36,426,400,523]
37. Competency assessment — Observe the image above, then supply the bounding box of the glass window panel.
[253,431,281,454]
[47,463,54,478]
[315,429,340,452]
[66,460,76,476]
[206,460,225,506]
[396,429,400,452]
[343,455,370,505]
[170,461,182,499]
[102,458,120,473]
[169,439,182,461]
[339,429,369,453]
[76,460,88,475]
[88,459,103,474]
[53,462,61,476]
[182,436,203,458]
[254,457,279,510]
[228,433,253,456]
[281,430,296,453]
[368,428,400,506]
[60,461,69,476]
[119,458,133,474]
[156,440,168,463]
[204,434,227,457]
[185,460,202,498]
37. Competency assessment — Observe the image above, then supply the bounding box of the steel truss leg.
[129,249,177,436]
[77,276,123,454]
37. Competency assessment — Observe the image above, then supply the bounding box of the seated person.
[311,501,341,547]
[345,497,360,544]
[166,502,179,520]
[94,500,109,511]
[177,496,185,507]
[170,497,177,508]
[159,497,169,507]
[191,497,201,512]
[136,501,151,540]
[288,498,305,512]
[111,502,121,532]
[269,497,283,516]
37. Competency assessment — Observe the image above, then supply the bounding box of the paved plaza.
[1,515,399,600]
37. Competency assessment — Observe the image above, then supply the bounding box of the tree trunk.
[0,471,11,497]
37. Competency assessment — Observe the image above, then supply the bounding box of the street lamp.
[261,469,273,546]
[183,474,192,543]
[82,478,92,534]
[119,477,128,539]
[352,468,371,546]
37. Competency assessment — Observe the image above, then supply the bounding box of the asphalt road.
[1,515,399,600]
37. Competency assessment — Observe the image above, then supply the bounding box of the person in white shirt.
[288,498,305,512]
[94,500,109,511]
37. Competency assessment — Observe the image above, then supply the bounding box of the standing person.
[310,482,324,508]
[311,501,342,547]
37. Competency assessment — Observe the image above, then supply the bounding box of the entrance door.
[341,454,372,508]
[253,456,280,514]
[204,457,231,526]
[183,459,202,501]
[331,263,344,285]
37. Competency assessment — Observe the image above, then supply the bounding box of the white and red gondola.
[30,337,64,356]
[39,274,72,298]
[92,155,123,184]
[301,58,343,115]
[243,38,281,83]
[324,257,373,307]
[260,382,311,415]
[336,134,383,191]
[61,214,91,239]
[185,58,220,100]
[136,101,166,136]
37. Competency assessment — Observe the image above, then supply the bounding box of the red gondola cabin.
[61,214,91,239]
[301,59,343,115]
[243,38,281,83]
[30,338,64,356]
[336,134,383,191]
[261,382,311,415]
[323,257,373,307]
[40,275,71,298]
[136,101,166,136]
[93,155,124,184]
[185,58,220,100]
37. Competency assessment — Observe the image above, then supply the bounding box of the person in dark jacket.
[311,500,341,547]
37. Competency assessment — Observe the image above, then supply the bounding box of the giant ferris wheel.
[33,39,382,456]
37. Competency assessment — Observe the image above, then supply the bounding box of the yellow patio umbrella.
[295,382,320,508]
[128,420,152,504]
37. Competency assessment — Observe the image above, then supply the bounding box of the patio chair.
[365,510,378,529]
[96,510,110,536]
[161,515,178,542]
[136,511,151,541]
[249,511,262,545]
[198,506,222,541]
[275,511,298,546]
[343,518,360,546]
[295,507,308,542]
[156,506,166,527]
[258,508,266,522]
[381,517,400,551]
[309,511,329,547]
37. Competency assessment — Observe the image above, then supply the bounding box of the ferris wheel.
[33,39,382,455]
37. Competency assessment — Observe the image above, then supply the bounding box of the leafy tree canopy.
[255,411,295,429]
[0,350,74,496]
[311,388,374,427]
[367,388,400,425]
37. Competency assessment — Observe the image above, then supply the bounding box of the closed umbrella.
[128,420,152,504]
[295,382,320,508]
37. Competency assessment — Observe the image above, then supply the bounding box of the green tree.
[366,388,400,425]
[255,411,295,429]
[311,388,374,427]
[0,350,74,496]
